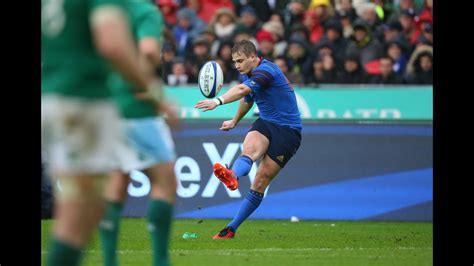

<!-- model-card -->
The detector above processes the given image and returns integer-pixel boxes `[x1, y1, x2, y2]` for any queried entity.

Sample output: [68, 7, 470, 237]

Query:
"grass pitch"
[41, 218, 432, 266]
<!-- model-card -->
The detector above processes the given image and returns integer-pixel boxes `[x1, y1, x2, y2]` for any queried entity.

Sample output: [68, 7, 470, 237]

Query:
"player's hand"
[135, 79, 164, 103]
[159, 101, 180, 131]
[194, 99, 218, 112]
[220, 120, 236, 131]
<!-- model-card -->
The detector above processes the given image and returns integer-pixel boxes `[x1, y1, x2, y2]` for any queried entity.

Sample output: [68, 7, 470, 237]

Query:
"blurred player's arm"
[139, 38, 161, 71]
[90, 6, 150, 92]
[138, 36, 180, 128]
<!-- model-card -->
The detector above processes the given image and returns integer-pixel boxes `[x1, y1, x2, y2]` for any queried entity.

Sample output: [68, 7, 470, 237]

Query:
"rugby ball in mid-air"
[198, 61, 224, 98]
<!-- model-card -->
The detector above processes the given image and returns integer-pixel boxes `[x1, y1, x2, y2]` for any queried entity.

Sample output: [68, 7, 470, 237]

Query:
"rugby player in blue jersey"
[194, 40, 302, 239]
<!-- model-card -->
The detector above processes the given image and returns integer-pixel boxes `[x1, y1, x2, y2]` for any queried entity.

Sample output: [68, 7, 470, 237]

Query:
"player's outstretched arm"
[194, 84, 252, 112]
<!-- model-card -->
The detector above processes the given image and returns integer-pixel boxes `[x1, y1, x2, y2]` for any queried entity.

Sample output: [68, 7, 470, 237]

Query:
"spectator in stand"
[187, 0, 235, 24]
[345, 19, 384, 66]
[186, 36, 212, 83]
[285, 36, 314, 84]
[404, 50, 432, 84]
[302, 10, 325, 45]
[385, 39, 409, 75]
[173, 8, 206, 57]
[282, 0, 307, 38]
[216, 39, 240, 83]
[335, 0, 358, 22]
[269, 11, 286, 24]
[236, 6, 262, 36]
[309, 57, 324, 84]
[160, 43, 177, 84]
[156, 0, 179, 28]
[167, 57, 189, 85]
[262, 20, 287, 56]
[412, 8, 432, 45]
[415, 22, 432, 47]
[211, 7, 239, 40]
[289, 23, 311, 44]
[233, 0, 290, 23]
[404, 45, 432, 82]
[387, 0, 418, 24]
[256, 30, 277, 61]
[161, 26, 178, 49]
[319, 54, 339, 83]
[319, 19, 348, 69]
[314, 40, 341, 70]
[274, 55, 305, 84]
[381, 21, 407, 44]
[335, 10, 355, 38]
[398, 8, 419, 47]
[369, 56, 404, 84]
[215, 58, 234, 84]
[199, 26, 220, 58]
[337, 53, 368, 84]
[308, 0, 335, 27]
[418, 0, 432, 25]
[358, 2, 388, 44]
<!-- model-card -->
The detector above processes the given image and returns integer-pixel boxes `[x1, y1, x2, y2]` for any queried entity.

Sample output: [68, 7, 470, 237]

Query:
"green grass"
[42, 218, 432, 266]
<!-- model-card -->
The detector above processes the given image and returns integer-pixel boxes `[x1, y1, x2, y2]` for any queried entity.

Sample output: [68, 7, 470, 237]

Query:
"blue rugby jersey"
[241, 59, 302, 130]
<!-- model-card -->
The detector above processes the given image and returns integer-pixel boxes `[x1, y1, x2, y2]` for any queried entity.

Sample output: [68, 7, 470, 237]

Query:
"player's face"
[232, 52, 256, 74]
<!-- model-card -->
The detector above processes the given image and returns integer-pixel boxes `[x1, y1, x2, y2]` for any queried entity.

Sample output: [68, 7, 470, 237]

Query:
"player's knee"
[242, 142, 263, 159]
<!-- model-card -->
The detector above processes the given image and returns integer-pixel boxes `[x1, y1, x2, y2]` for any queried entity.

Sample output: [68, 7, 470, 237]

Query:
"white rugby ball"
[198, 61, 224, 98]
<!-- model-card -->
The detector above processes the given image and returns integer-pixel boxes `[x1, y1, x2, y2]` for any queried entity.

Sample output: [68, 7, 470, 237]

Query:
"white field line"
[41, 246, 432, 255]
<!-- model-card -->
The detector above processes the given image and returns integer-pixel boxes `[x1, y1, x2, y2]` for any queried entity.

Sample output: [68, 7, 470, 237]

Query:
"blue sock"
[227, 189, 263, 231]
[231, 155, 253, 180]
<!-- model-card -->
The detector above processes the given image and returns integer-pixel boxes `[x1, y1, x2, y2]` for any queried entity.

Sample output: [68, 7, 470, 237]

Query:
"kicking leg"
[213, 130, 269, 190]
[213, 155, 281, 239]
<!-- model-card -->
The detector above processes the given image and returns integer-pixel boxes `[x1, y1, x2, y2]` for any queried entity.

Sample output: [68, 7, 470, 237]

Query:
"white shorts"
[116, 116, 176, 172]
[41, 95, 132, 175]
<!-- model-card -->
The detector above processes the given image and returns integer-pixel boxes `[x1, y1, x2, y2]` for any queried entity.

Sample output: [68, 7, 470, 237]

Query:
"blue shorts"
[117, 116, 176, 172]
[249, 118, 301, 168]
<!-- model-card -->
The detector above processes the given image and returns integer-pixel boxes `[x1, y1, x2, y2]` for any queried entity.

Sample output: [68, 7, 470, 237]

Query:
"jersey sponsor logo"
[250, 81, 256, 86]
[276, 155, 285, 162]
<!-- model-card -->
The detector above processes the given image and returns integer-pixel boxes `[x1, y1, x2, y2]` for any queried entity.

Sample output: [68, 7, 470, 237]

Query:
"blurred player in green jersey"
[41, 0, 162, 265]
[98, 1, 178, 266]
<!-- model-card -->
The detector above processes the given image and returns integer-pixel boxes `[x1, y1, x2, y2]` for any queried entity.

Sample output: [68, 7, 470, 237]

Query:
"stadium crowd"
[154, 0, 433, 86]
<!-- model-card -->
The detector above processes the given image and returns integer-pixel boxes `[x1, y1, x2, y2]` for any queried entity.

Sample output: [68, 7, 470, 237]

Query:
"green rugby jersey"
[109, 0, 165, 119]
[41, 0, 127, 99]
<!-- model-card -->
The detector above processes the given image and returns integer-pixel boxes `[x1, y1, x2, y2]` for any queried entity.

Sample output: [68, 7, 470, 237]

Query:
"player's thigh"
[145, 161, 176, 188]
[146, 162, 177, 202]
[103, 170, 130, 201]
[242, 130, 270, 161]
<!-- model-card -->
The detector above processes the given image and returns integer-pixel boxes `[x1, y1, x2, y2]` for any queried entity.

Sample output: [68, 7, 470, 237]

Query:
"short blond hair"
[231, 40, 257, 57]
